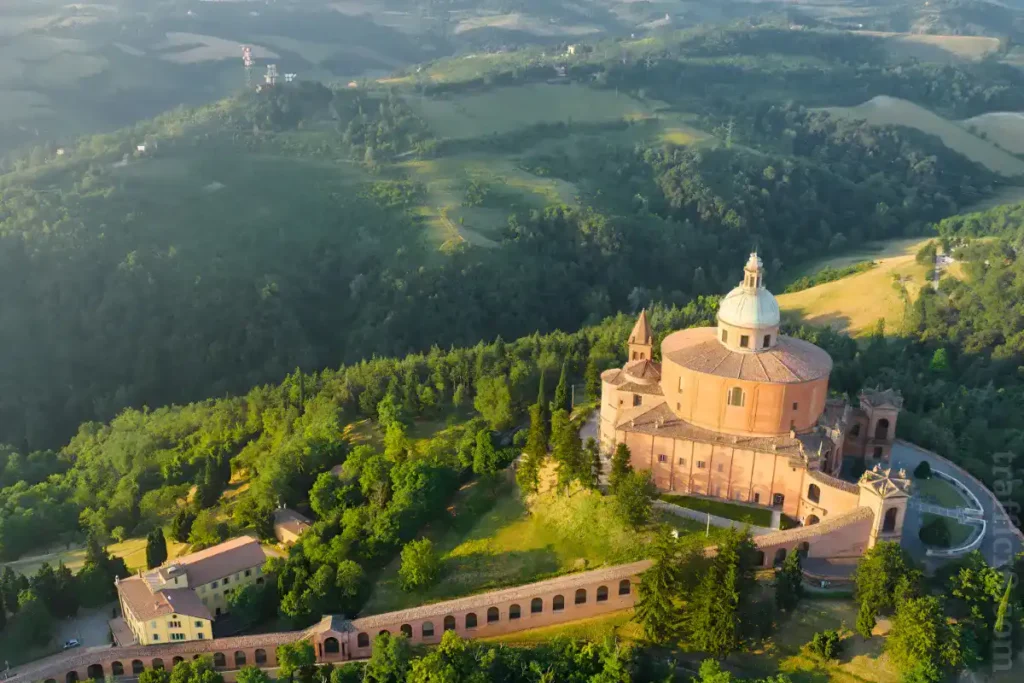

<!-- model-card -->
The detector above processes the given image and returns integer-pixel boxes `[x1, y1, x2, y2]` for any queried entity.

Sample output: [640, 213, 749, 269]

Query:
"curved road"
[890, 440, 1021, 568]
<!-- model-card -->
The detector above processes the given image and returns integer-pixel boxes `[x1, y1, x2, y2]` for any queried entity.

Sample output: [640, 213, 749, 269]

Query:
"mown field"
[823, 96, 1024, 177]
[777, 238, 931, 337]
[4, 535, 188, 577]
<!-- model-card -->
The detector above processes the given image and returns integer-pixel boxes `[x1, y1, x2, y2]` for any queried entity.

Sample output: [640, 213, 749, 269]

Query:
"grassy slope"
[660, 494, 773, 527]
[777, 238, 931, 337]
[5, 535, 188, 576]
[823, 97, 1024, 177]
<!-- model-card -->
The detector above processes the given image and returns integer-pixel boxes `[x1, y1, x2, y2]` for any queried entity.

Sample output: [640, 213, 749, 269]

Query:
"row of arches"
[354, 581, 633, 648]
[58, 649, 272, 682]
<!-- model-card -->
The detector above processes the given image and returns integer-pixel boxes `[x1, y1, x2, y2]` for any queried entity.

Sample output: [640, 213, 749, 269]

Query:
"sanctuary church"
[601, 254, 908, 540]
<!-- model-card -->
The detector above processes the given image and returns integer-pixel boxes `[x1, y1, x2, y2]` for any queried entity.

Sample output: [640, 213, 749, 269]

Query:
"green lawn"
[913, 476, 968, 508]
[660, 494, 773, 527]
[362, 476, 717, 615]
[920, 512, 977, 547]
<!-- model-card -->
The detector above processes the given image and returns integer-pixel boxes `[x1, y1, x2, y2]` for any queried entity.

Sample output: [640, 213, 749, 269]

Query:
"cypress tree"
[609, 443, 633, 493]
[171, 505, 197, 543]
[584, 356, 601, 402]
[586, 437, 602, 489]
[518, 403, 546, 494]
[146, 527, 168, 569]
[995, 575, 1012, 632]
[553, 361, 571, 413]
[536, 371, 549, 441]
[775, 547, 804, 611]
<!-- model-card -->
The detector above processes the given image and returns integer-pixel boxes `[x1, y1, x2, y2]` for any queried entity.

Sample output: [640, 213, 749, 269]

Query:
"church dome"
[717, 253, 780, 329]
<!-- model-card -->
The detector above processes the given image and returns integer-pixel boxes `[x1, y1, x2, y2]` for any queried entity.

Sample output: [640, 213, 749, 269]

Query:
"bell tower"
[628, 309, 653, 361]
[858, 465, 912, 548]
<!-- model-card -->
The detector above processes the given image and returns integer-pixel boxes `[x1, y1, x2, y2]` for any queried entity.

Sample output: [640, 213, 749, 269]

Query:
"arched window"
[772, 493, 785, 508]
[111, 662, 124, 677]
[212, 654, 225, 668]
[727, 387, 745, 407]
[234, 652, 246, 667]
[87, 665, 103, 679]
[619, 579, 631, 595]
[444, 615, 456, 631]
[66, 673, 78, 683]
[172, 657, 184, 666]
[575, 588, 587, 604]
[509, 604, 521, 620]
[596, 585, 609, 602]
[324, 638, 340, 654]
[850, 423, 861, 437]
[807, 484, 820, 504]
[805, 514, 820, 526]
[401, 624, 412, 637]
[875, 418, 890, 441]
[531, 597, 543, 613]
[487, 607, 499, 623]
[553, 595, 564, 611]
[378, 629, 390, 636]
[152, 659, 165, 671]
[773, 548, 786, 566]
[798, 541, 810, 557]
[255, 650, 267, 665]
[132, 661, 145, 675]
[465, 613, 478, 629]
[422, 621, 435, 637]
[883, 507, 898, 533]
[357, 633, 370, 648]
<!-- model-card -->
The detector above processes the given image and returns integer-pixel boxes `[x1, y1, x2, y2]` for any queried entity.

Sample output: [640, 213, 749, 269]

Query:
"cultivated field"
[405, 84, 658, 140]
[777, 238, 931, 337]
[823, 96, 1024, 177]
[960, 112, 1024, 155]
[856, 30, 1002, 62]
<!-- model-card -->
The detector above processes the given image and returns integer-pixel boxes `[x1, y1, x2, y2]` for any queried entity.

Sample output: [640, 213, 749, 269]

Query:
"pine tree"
[550, 409, 583, 494]
[774, 547, 804, 611]
[146, 527, 168, 570]
[517, 402, 546, 494]
[995, 575, 1012, 632]
[585, 437, 602, 489]
[0, 592, 6, 631]
[171, 505, 197, 543]
[472, 429, 498, 478]
[636, 529, 684, 644]
[584, 357, 601, 402]
[609, 443, 633, 493]
[553, 361, 571, 413]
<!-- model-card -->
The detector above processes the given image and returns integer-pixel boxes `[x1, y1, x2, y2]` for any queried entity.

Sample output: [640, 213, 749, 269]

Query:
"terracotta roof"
[860, 388, 904, 410]
[616, 402, 806, 455]
[274, 508, 312, 537]
[752, 506, 874, 547]
[351, 560, 652, 630]
[618, 381, 665, 396]
[628, 309, 653, 346]
[602, 368, 624, 385]
[171, 536, 267, 586]
[117, 575, 212, 622]
[662, 328, 832, 383]
[859, 465, 912, 498]
[808, 469, 861, 495]
[622, 359, 661, 384]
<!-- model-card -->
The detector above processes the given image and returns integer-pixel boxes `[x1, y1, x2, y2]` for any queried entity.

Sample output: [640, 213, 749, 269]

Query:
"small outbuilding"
[273, 507, 312, 545]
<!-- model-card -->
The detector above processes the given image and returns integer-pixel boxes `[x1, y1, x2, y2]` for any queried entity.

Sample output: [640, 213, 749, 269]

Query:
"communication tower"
[264, 64, 279, 87]
[242, 46, 254, 88]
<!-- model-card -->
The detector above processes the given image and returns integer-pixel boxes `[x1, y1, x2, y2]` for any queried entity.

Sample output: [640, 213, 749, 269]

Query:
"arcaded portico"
[601, 254, 908, 550]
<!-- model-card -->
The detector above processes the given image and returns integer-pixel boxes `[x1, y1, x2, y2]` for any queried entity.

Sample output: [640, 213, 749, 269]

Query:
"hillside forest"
[1, 24, 1021, 452]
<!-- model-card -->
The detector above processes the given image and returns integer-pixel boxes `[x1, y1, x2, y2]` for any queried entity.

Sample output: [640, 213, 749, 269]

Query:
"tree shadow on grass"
[436, 546, 562, 598]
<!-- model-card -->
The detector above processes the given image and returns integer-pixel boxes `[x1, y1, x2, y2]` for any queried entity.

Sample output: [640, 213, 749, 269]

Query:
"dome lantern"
[716, 253, 781, 353]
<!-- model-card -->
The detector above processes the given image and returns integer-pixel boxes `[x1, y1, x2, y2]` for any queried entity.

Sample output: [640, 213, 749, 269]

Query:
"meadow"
[960, 112, 1024, 155]
[856, 31, 1002, 63]
[361, 471, 719, 615]
[822, 97, 1024, 177]
[777, 238, 931, 337]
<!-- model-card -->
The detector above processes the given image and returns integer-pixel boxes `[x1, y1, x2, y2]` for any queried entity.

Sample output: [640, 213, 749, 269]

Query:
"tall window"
[727, 387, 745, 407]
[740, 335, 750, 348]
[632, 394, 642, 407]
[763, 334, 771, 348]
[721, 329, 728, 343]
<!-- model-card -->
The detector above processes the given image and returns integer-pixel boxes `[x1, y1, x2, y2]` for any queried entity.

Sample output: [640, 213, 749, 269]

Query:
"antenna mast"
[242, 46, 254, 88]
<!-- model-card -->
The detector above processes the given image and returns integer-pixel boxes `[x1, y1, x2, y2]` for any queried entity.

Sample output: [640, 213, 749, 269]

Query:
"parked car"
[62, 639, 80, 650]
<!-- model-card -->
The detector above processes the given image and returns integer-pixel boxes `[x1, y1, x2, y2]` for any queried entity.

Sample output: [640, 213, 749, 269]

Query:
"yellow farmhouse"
[117, 536, 269, 645]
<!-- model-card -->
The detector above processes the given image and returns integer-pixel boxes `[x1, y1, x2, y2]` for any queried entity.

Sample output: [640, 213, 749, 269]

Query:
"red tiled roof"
[662, 328, 832, 383]
[628, 309, 652, 346]
[117, 575, 211, 622]
[172, 536, 267, 586]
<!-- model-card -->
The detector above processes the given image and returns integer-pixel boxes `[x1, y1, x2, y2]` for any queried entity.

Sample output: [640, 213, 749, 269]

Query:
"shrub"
[808, 629, 843, 660]
[919, 516, 951, 548]
[913, 461, 932, 479]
